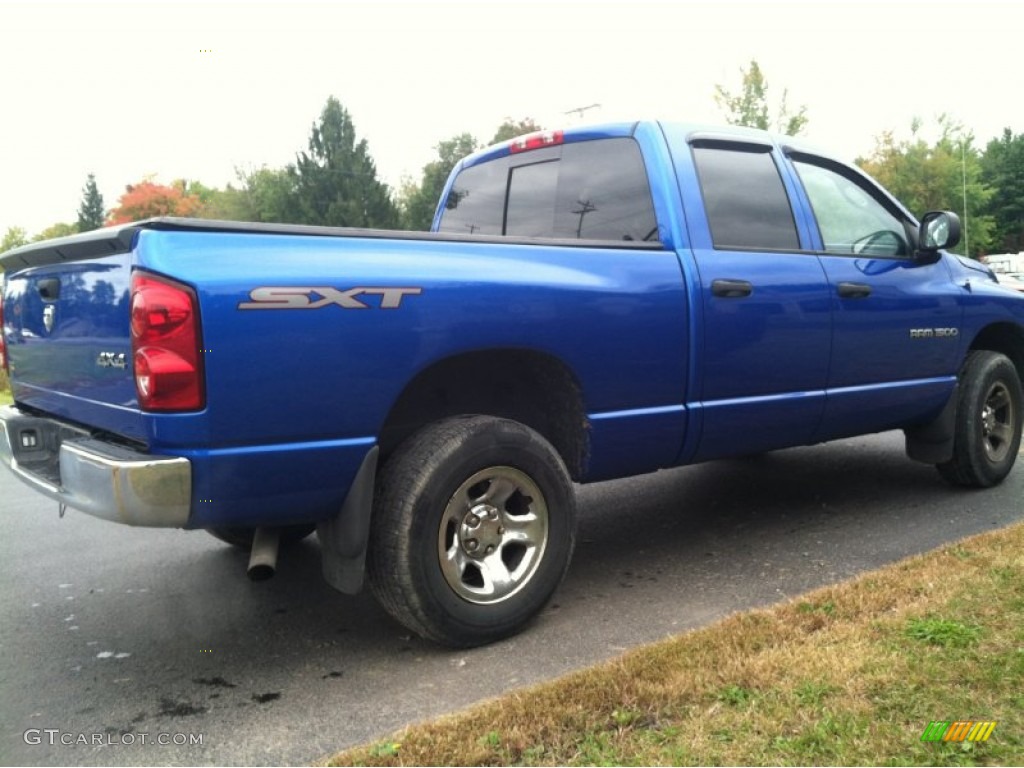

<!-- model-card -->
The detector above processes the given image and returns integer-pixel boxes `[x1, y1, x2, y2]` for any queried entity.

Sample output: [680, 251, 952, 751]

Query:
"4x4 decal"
[238, 286, 422, 310]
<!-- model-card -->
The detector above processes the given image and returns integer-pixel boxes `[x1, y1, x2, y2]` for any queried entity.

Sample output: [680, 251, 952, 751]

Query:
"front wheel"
[367, 416, 576, 647]
[937, 350, 1023, 487]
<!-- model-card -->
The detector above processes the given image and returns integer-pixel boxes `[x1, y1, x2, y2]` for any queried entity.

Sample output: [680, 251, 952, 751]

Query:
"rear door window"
[692, 145, 800, 251]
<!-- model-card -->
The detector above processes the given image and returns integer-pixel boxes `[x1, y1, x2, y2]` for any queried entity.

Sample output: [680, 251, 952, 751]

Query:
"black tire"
[206, 524, 316, 550]
[367, 416, 576, 648]
[937, 350, 1023, 488]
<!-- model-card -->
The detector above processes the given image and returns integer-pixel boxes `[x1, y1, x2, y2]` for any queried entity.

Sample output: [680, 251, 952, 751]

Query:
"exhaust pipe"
[247, 527, 280, 581]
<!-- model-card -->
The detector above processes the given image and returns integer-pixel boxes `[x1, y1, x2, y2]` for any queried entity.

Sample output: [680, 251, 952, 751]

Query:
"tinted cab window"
[439, 138, 658, 242]
[691, 144, 799, 251]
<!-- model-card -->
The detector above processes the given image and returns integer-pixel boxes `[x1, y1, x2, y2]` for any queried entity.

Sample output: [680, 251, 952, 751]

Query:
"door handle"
[837, 282, 871, 299]
[711, 279, 753, 298]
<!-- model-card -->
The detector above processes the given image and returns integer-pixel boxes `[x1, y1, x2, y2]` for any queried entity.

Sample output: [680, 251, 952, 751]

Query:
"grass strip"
[327, 521, 1023, 766]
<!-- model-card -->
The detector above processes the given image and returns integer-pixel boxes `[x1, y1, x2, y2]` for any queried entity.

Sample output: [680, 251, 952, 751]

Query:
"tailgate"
[2, 227, 145, 442]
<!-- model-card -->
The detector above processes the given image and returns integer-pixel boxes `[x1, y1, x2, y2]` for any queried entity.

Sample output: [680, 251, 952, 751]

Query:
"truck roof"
[456, 120, 846, 174]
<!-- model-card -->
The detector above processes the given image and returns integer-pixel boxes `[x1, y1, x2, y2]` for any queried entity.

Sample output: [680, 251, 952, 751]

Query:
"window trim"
[687, 132, 775, 153]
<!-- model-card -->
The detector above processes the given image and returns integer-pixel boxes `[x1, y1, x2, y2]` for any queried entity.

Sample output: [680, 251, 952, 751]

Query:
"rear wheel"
[206, 524, 316, 550]
[937, 350, 1023, 487]
[368, 416, 576, 647]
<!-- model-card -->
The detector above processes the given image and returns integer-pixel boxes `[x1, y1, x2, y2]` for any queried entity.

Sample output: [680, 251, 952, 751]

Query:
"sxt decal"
[238, 287, 422, 310]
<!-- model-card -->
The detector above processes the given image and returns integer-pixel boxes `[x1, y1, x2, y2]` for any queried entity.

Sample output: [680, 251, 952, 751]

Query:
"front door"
[787, 156, 962, 441]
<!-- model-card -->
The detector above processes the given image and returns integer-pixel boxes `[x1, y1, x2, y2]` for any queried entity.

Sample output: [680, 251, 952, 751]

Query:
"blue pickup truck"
[2, 121, 1022, 647]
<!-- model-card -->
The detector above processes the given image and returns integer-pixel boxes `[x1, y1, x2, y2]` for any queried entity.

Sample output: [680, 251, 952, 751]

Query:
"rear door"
[674, 135, 832, 461]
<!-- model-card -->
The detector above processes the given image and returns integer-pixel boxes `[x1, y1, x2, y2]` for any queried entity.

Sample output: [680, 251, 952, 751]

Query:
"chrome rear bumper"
[0, 405, 191, 527]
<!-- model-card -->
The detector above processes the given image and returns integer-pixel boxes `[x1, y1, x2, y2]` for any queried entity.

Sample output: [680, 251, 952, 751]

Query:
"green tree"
[1, 226, 29, 253]
[290, 97, 398, 228]
[401, 133, 478, 230]
[197, 184, 246, 221]
[714, 59, 808, 136]
[179, 179, 219, 210]
[858, 116, 995, 257]
[491, 118, 543, 145]
[980, 128, 1024, 253]
[240, 167, 300, 222]
[190, 168, 297, 223]
[76, 173, 105, 232]
[33, 222, 78, 241]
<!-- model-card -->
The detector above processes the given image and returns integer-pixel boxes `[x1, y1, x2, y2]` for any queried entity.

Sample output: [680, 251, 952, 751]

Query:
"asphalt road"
[1, 431, 1022, 766]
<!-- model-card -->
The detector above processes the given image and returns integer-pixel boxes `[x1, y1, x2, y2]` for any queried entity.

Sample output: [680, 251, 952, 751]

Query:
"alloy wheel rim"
[437, 466, 549, 604]
[980, 381, 1015, 463]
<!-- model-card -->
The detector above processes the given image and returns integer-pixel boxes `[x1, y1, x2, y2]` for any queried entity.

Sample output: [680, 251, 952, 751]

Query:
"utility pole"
[961, 139, 970, 258]
[572, 199, 597, 239]
[564, 104, 601, 122]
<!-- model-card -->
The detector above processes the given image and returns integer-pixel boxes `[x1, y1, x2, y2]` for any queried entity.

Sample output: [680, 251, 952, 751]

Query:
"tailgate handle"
[37, 278, 61, 301]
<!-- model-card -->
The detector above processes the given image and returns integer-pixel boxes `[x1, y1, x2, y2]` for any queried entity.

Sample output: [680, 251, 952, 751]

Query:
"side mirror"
[919, 211, 961, 252]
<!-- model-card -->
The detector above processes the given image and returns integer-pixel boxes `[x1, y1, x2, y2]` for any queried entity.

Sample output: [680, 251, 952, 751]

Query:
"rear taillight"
[509, 130, 565, 154]
[130, 272, 204, 411]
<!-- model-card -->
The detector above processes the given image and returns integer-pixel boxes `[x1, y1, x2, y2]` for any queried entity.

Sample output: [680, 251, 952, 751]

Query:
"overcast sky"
[1, 0, 1021, 236]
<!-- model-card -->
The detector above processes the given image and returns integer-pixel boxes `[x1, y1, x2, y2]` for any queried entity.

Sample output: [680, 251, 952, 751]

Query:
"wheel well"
[906, 324, 1024, 466]
[378, 350, 588, 480]
[970, 323, 1024, 380]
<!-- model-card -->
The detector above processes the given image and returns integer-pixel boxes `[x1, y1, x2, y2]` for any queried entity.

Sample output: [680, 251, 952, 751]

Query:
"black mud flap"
[904, 383, 958, 464]
[317, 446, 378, 594]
